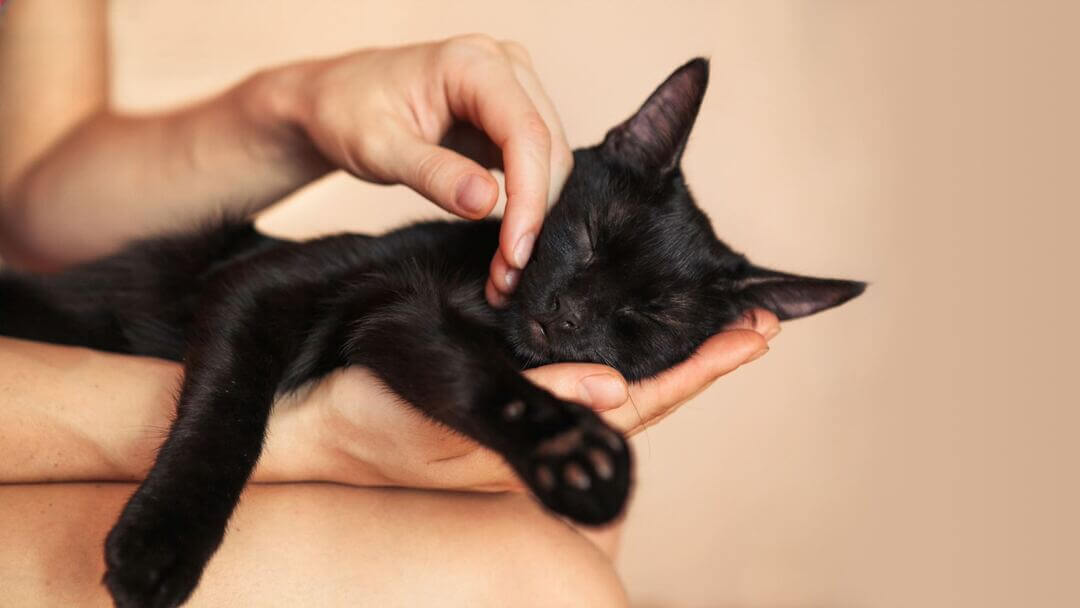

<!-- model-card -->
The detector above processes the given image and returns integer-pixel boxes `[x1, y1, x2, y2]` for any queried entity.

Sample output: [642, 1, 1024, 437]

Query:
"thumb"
[387, 137, 500, 219]
[523, 363, 629, 412]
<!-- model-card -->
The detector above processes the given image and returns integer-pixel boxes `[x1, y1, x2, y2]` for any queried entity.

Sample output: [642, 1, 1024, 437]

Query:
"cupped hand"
[270, 35, 571, 308]
[295, 309, 779, 492]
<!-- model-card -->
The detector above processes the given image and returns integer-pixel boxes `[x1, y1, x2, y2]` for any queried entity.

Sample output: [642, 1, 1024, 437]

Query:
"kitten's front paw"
[104, 509, 213, 608]
[509, 397, 632, 525]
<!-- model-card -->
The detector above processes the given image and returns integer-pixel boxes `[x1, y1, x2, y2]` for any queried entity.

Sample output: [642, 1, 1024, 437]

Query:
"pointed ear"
[736, 266, 867, 321]
[601, 57, 709, 176]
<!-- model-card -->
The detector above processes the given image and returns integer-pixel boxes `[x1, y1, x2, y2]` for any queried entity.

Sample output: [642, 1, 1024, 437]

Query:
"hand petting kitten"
[252, 35, 570, 307]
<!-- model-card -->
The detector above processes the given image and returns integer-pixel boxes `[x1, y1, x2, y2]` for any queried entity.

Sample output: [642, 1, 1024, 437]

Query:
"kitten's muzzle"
[536, 293, 586, 337]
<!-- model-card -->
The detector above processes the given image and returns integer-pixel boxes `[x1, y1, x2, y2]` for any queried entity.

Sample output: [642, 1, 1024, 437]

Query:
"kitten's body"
[0, 60, 864, 608]
[0, 218, 499, 373]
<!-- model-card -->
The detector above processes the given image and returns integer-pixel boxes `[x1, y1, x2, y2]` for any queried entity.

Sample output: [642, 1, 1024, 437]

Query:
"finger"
[486, 250, 518, 306]
[725, 308, 781, 341]
[448, 59, 550, 269]
[604, 329, 768, 435]
[724, 311, 756, 331]
[495, 116, 549, 270]
[633, 329, 768, 410]
[752, 308, 782, 340]
[384, 135, 499, 219]
[485, 277, 508, 309]
[501, 42, 574, 206]
[523, 363, 629, 412]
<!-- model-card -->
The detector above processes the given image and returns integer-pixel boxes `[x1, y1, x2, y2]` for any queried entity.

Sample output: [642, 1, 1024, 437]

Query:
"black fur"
[0, 58, 864, 608]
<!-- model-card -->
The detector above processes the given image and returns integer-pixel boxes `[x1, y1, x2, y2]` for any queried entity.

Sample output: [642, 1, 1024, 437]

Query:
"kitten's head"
[506, 59, 865, 380]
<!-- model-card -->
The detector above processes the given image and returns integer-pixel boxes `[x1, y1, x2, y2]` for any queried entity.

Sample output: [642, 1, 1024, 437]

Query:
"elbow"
[0, 110, 116, 272]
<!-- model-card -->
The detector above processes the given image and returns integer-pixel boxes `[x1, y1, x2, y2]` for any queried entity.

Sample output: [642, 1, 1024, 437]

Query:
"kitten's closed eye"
[616, 306, 659, 323]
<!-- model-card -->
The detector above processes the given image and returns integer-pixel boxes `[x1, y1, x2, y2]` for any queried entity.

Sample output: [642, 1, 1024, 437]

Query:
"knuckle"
[520, 112, 552, 151]
[552, 141, 574, 174]
[355, 135, 384, 165]
[438, 35, 507, 76]
[500, 40, 533, 66]
[348, 136, 388, 179]
[445, 33, 500, 57]
[414, 150, 451, 193]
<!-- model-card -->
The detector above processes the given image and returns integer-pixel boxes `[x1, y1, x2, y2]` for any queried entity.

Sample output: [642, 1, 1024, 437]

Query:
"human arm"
[0, 0, 564, 305]
[0, 310, 777, 487]
[0, 0, 319, 270]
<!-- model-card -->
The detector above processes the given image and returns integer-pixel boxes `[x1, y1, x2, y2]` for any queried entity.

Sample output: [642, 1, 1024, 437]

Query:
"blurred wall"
[108, 1, 1079, 606]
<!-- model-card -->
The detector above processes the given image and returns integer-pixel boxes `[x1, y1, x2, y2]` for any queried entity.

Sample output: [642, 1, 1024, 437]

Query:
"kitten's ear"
[736, 265, 867, 321]
[601, 57, 709, 176]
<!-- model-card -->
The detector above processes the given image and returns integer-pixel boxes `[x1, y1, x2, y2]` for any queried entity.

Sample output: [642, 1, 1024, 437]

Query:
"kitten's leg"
[103, 321, 281, 608]
[350, 297, 632, 526]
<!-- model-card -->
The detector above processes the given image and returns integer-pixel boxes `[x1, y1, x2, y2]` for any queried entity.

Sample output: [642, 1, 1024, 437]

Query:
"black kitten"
[0, 59, 863, 608]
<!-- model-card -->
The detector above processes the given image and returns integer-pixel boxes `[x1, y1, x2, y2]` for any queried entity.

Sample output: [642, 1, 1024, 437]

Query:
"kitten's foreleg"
[102, 319, 281, 608]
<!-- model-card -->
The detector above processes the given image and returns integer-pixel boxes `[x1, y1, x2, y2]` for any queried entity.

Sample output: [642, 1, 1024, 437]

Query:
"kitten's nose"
[545, 293, 585, 334]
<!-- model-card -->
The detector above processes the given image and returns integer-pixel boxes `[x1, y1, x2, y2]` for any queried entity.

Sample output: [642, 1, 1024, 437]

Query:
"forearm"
[0, 70, 328, 271]
[0, 337, 179, 481]
[0, 337, 324, 484]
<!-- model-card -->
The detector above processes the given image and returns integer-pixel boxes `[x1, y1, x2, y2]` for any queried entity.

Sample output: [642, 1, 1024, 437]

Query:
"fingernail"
[456, 174, 493, 216]
[764, 325, 781, 341]
[512, 232, 535, 268]
[577, 374, 626, 407]
[745, 346, 770, 363]
[504, 269, 519, 290]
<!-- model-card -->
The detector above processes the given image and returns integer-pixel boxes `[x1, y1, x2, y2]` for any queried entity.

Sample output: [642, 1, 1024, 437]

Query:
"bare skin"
[0, 1, 783, 603]
[0, 484, 627, 607]
[0, 314, 777, 605]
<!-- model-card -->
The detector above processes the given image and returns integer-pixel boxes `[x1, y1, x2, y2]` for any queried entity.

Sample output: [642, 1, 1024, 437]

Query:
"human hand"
[293, 309, 779, 492]
[261, 36, 571, 308]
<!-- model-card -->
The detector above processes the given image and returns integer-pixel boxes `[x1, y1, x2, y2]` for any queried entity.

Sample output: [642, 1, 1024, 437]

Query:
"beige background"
[103, 1, 1078, 606]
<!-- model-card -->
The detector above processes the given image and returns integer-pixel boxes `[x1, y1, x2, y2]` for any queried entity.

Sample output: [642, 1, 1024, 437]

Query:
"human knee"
[480, 501, 628, 607]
